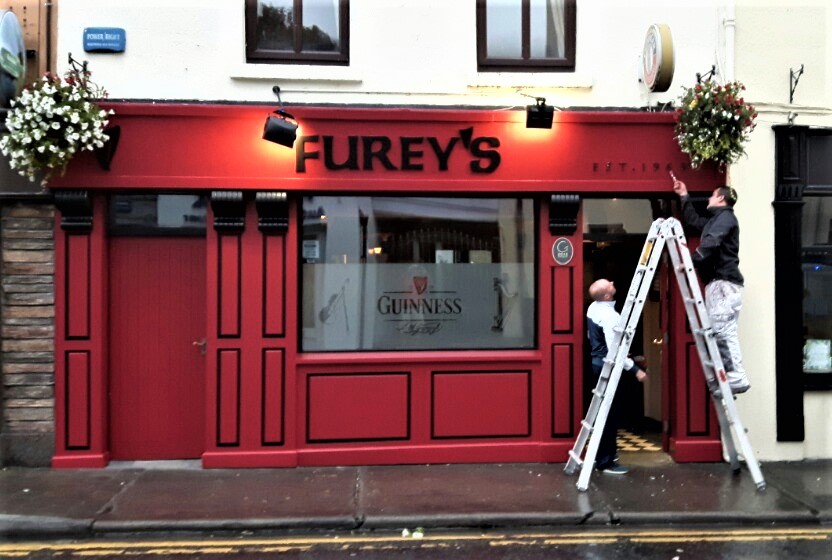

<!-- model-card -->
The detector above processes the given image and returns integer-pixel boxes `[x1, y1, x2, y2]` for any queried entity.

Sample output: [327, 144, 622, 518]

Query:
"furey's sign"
[296, 127, 501, 174]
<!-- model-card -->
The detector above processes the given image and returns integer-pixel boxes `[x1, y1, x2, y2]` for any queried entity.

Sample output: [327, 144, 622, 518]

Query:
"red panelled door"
[664, 238, 722, 462]
[109, 237, 206, 460]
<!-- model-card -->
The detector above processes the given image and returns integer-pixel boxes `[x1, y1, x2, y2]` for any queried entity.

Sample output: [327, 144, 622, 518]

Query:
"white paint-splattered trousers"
[705, 280, 749, 387]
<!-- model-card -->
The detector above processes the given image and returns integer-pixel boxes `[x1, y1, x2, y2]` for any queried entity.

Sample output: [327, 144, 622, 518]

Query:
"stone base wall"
[0, 202, 54, 466]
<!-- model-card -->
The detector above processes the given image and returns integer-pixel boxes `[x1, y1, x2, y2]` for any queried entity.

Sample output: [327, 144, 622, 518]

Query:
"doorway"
[108, 195, 207, 460]
[582, 197, 670, 464]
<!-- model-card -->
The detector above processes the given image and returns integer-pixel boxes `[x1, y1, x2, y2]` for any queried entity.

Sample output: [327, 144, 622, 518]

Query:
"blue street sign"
[83, 27, 126, 53]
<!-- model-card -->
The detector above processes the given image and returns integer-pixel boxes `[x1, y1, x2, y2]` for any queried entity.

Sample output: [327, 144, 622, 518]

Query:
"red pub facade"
[50, 103, 724, 468]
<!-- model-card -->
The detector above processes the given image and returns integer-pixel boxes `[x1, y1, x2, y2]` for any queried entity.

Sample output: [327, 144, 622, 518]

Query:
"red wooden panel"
[432, 371, 530, 438]
[65, 351, 90, 449]
[551, 266, 573, 333]
[218, 235, 241, 337]
[52, 105, 723, 193]
[108, 237, 206, 459]
[686, 343, 709, 435]
[263, 236, 285, 337]
[218, 349, 241, 445]
[65, 234, 90, 339]
[551, 344, 573, 436]
[262, 349, 284, 444]
[307, 374, 409, 442]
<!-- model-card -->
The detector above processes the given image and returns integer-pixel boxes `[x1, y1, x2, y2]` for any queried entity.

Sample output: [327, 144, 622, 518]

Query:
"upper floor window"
[245, 0, 349, 65]
[476, 0, 576, 72]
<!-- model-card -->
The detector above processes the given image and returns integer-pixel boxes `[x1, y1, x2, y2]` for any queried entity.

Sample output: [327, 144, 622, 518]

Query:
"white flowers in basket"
[0, 63, 113, 186]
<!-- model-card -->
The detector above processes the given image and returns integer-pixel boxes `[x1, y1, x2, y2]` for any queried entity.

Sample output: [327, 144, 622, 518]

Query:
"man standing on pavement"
[586, 279, 647, 475]
[671, 174, 751, 394]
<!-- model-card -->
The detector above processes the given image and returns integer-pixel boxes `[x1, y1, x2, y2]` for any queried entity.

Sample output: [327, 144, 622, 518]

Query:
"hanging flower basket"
[674, 80, 757, 169]
[0, 59, 113, 186]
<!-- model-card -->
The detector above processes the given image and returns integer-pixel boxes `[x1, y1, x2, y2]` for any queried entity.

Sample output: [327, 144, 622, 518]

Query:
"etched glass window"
[301, 196, 536, 351]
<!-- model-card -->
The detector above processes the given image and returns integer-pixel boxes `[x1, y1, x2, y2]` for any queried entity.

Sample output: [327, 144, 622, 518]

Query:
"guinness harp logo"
[413, 276, 428, 295]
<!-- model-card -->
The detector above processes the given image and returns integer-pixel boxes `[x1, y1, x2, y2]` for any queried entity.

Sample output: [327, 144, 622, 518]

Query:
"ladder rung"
[580, 420, 594, 432]
[568, 450, 583, 465]
[592, 388, 606, 397]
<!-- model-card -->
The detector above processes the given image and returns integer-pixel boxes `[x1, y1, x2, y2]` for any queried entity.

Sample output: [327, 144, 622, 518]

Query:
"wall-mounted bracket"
[696, 65, 716, 84]
[790, 64, 804, 104]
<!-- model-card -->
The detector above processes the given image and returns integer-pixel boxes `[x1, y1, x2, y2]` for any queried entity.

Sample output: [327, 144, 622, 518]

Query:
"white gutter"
[721, 2, 736, 82]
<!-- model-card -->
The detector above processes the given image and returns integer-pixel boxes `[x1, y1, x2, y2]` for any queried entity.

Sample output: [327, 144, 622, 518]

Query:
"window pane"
[530, 0, 565, 58]
[802, 196, 832, 246]
[303, 0, 340, 52]
[256, 0, 295, 51]
[302, 197, 536, 352]
[802, 196, 832, 376]
[486, 0, 522, 58]
[109, 194, 207, 236]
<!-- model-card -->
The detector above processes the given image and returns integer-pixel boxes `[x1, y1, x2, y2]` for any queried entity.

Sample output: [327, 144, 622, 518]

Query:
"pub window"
[245, 0, 349, 65]
[802, 194, 832, 389]
[301, 196, 536, 352]
[476, 0, 576, 72]
[108, 194, 207, 236]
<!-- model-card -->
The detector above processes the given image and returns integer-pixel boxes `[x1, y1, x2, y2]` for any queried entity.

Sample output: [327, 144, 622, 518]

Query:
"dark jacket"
[586, 301, 638, 375]
[681, 196, 744, 286]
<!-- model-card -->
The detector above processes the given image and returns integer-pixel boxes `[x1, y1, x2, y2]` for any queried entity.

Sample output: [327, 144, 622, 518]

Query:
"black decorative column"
[53, 190, 93, 232]
[772, 125, 806, 442]
[549, 194, 580, 235]
[210, 191, 246, 233]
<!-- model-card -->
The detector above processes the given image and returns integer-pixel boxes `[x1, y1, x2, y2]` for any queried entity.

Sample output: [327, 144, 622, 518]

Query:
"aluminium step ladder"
[564, 218, 765, 492]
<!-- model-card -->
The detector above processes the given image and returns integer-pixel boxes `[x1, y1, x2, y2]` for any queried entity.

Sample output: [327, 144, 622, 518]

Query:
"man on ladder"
[565, 192, 766, 491]
[672, 173, 751, 395]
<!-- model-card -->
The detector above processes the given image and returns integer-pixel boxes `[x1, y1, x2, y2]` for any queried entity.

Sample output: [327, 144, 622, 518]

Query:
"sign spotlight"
[263, 85, 298, 148]
[526, 97, 554, 129]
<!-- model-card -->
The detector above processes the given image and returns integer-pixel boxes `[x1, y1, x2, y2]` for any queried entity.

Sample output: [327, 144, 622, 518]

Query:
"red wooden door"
[665, 238, 722, 462]
[109, 237, 206, 460]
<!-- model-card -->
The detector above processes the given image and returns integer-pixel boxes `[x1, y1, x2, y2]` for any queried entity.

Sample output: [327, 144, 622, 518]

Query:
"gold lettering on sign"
[591, 162, 690, 173]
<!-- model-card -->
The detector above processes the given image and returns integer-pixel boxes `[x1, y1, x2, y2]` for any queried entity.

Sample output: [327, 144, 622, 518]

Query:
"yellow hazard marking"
[1, 527, 830, 556]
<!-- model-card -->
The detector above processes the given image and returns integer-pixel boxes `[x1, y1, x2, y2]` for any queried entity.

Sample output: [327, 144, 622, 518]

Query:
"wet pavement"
[1, 457, 830, 538]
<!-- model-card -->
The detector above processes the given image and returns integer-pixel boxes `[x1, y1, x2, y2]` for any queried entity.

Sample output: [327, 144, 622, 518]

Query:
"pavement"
[1, 454, 830, 539]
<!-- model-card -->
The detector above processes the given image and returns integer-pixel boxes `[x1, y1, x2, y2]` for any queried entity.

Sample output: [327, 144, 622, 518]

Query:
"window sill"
[229, 63, 363, 84]
[468, 72, 593, 90]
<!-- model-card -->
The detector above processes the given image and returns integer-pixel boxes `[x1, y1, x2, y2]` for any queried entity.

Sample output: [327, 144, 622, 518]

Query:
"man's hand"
[671, 172, 688, 197]
[636, 369, 647, 383]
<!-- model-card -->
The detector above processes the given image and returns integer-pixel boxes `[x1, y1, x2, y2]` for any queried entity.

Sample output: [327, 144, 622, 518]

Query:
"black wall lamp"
[263, 85, 298, 148]
[526, 97, 554, 129]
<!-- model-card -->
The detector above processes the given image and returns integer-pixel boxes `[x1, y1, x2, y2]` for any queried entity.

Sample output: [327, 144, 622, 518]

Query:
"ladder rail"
[663, 219, 765, 490]
[566, 218, 766, 492]
[565, 219, 668, 490]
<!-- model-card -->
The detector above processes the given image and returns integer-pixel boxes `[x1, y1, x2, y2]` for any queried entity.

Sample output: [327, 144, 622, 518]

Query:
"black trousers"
[591, 361, 622, 469]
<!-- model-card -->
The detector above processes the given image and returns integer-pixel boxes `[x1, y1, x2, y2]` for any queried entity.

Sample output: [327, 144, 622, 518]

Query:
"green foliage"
[674, 80, 757, 169]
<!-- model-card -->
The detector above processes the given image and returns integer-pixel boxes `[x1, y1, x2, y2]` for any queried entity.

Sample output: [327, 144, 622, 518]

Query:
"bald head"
[589, 279, 615, 302]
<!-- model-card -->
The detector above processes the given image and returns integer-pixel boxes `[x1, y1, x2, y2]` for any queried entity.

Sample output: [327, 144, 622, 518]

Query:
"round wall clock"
[642, 24, 674, 93]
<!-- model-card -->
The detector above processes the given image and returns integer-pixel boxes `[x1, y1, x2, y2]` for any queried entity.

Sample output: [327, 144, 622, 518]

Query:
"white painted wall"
[52, 1, 832, 460]
[732, 0, 832, 461]
[56, 0, 724, 108]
